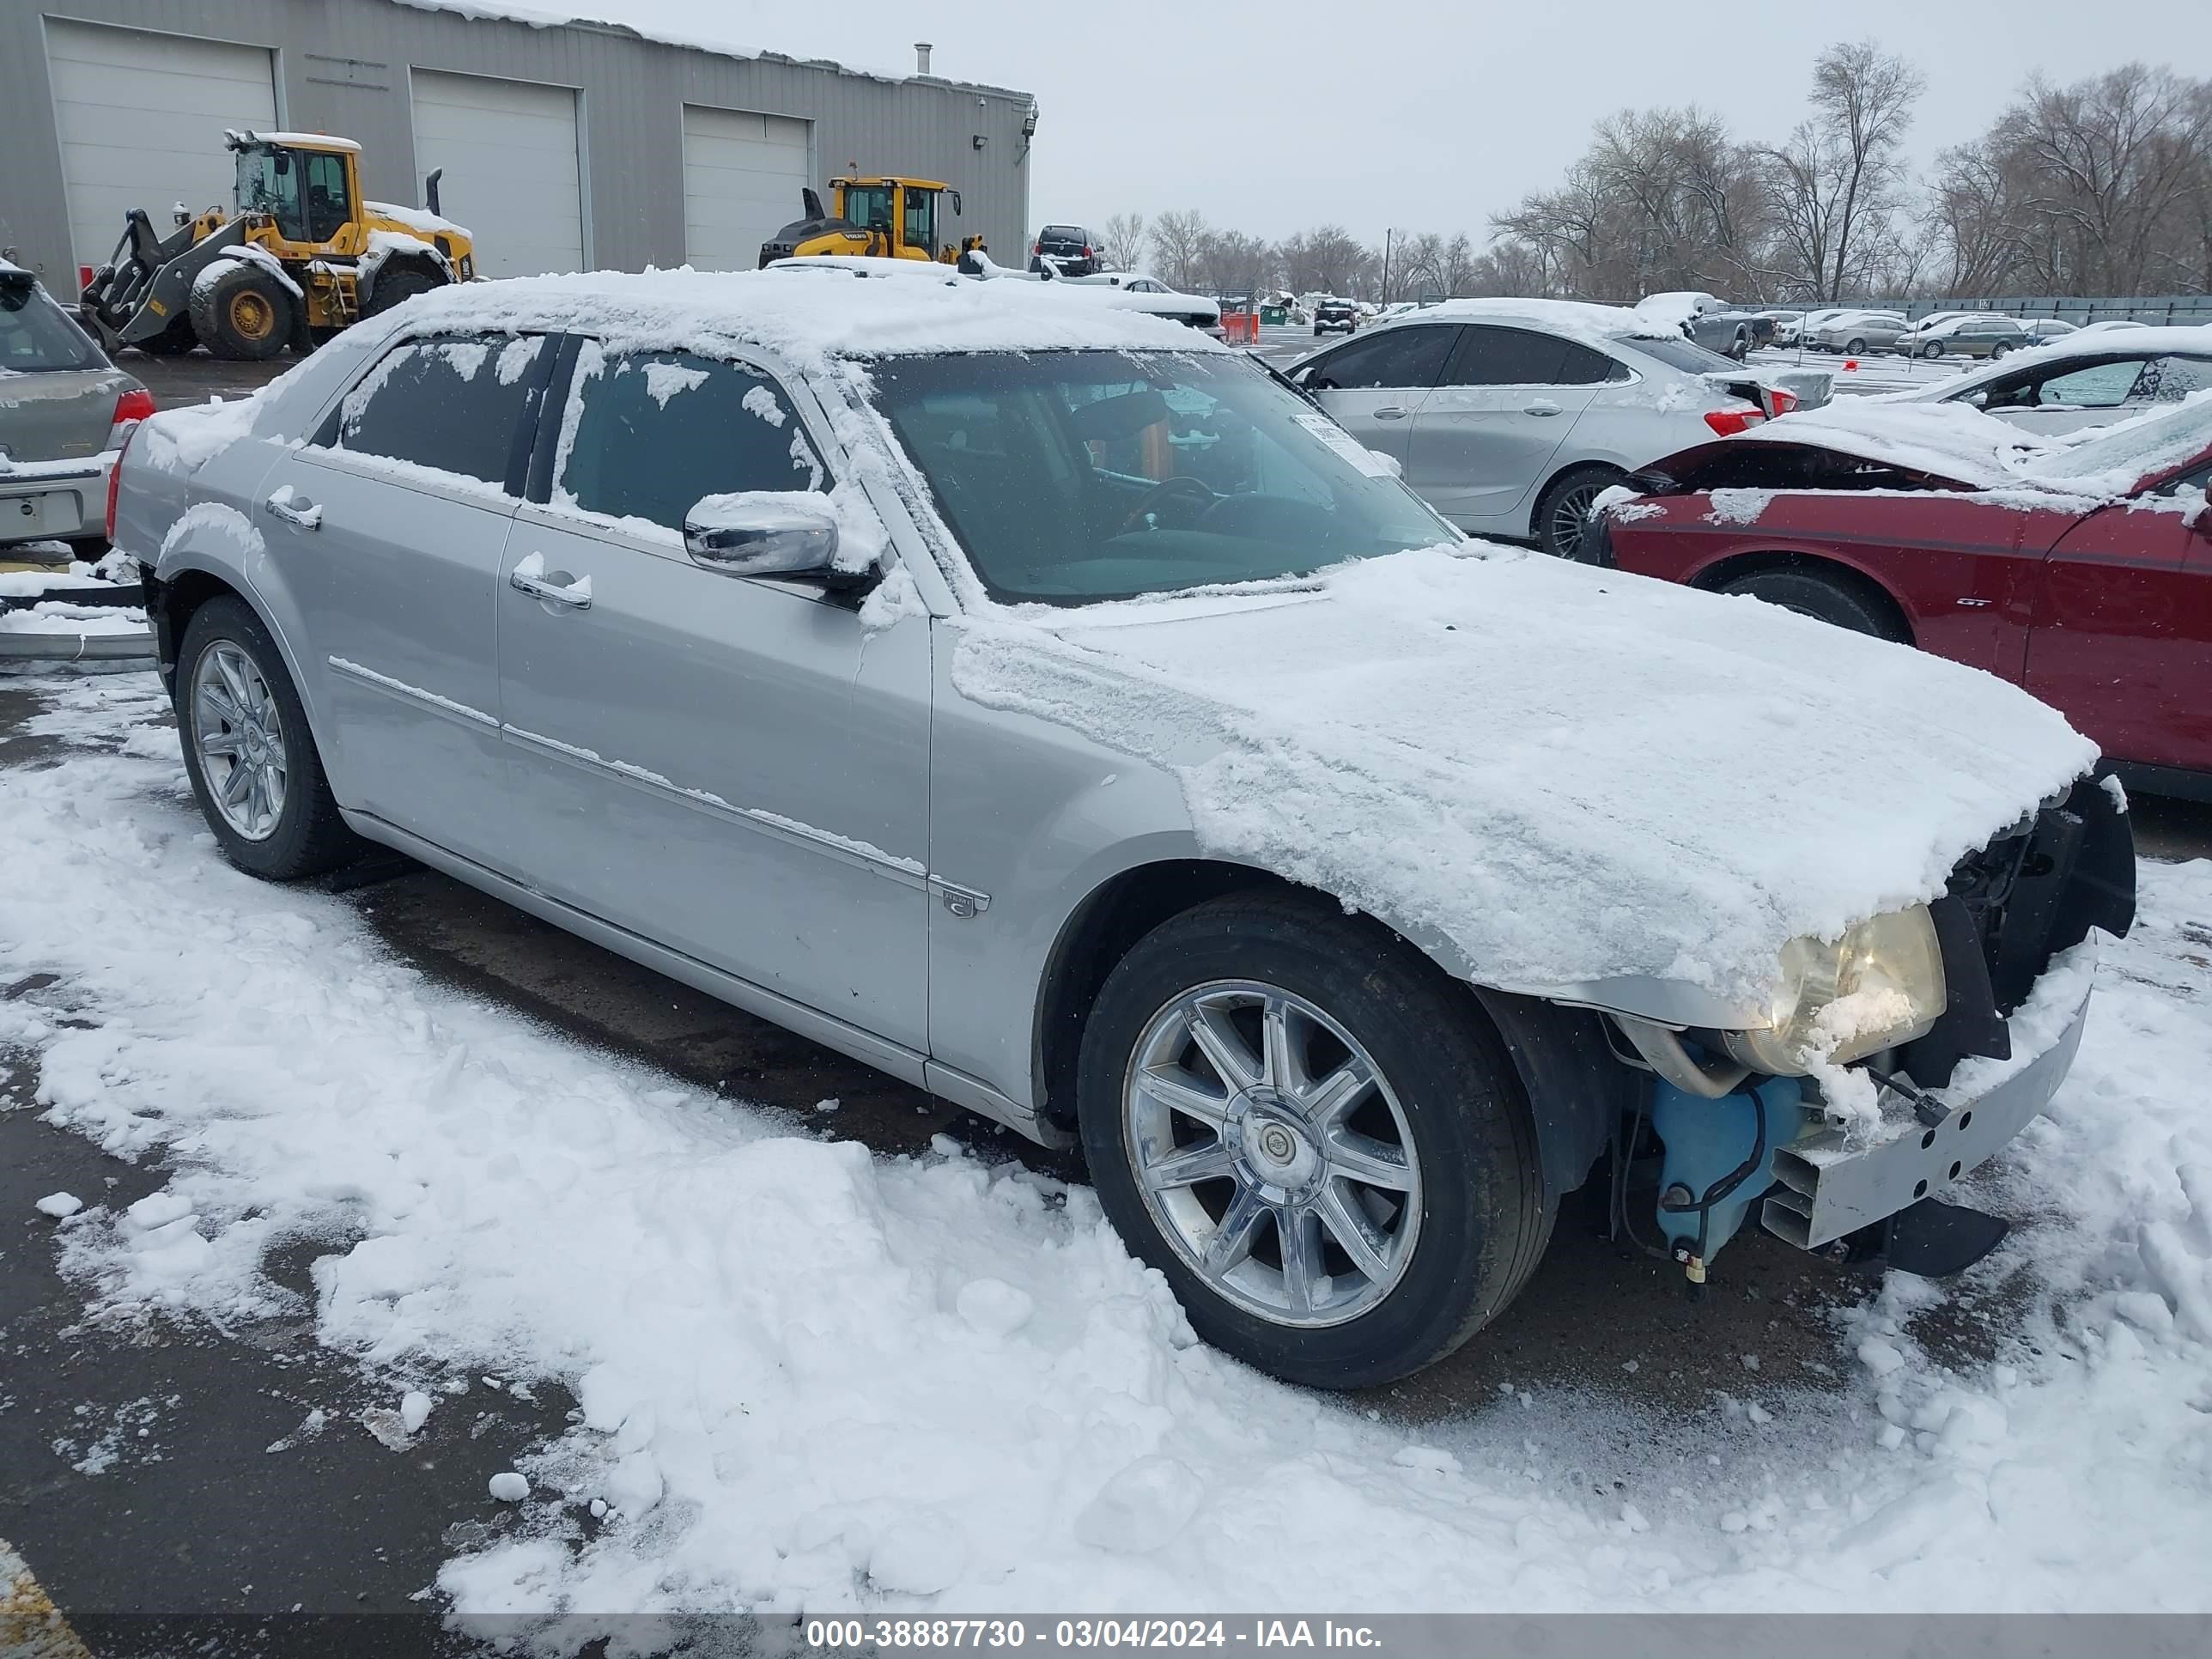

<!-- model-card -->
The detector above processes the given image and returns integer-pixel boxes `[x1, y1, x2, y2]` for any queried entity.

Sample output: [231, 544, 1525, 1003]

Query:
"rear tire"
[1844, 337, 1869, 356]
[1722, 567, 1901, 640]
[190, 264, 291, 362]
[1534, 463, 1626, 561]
[1990, 341, 2012, 360]
[175, 597, 365, 880]
[1077, 892, 1552, 1389]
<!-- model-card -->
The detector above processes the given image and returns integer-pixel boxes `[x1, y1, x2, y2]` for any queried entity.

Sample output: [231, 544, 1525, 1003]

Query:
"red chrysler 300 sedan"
[1594, 396, 2212, 799]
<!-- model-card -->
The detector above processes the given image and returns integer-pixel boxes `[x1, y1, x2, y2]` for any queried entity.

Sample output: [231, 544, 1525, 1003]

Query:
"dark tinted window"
[556, 349, 827, 532]
[1555, 339, 1627, 385]
[1304, 325, 1455, 391]
[1443, 325, 1572, 386]
[329, 334, 544, 489]
[1625, 334, 1742, 375]
[0, 278, 102, 371]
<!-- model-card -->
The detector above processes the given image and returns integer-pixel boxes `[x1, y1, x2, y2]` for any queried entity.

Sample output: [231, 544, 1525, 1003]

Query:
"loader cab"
[830, 177, 960, 261]
[229, 134, 362, 254]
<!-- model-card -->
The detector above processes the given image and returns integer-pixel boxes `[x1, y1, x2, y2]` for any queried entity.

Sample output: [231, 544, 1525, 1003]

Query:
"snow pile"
[2, 676, 2209, 1618]
[953, 545, 2091, 1007]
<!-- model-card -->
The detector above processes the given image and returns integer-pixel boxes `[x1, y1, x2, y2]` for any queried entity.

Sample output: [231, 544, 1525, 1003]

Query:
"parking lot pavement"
[123, 349, 295, 410]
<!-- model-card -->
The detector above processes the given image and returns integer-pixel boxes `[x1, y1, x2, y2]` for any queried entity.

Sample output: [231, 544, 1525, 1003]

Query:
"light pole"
[1380, 228, 1395, 305]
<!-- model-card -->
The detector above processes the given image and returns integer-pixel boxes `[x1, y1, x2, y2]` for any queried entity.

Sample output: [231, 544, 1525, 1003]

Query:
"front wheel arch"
[1695, 551, 1915, 643]
[1033, 859, 1621, 1205]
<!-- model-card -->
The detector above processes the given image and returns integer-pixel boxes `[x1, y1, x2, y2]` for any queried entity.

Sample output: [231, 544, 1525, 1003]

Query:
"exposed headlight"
[1723, 906, 1947, 1076]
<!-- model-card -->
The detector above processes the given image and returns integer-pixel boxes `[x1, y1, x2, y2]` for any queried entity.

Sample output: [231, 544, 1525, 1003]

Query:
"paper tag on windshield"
[1291, 410, 1396, 477]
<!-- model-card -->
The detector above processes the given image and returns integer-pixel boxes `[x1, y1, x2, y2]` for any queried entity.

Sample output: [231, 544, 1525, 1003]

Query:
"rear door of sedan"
[1405, 325, 1607, 532]
[494, 338, 933, 1057]
[247, 331, 556, 869]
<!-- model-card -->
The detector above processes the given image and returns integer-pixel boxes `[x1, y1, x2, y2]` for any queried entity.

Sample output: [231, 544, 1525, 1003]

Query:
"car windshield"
[866, 349, 1455, 603]
[2021, 396, 2212, 489]
[1617, 334, 1740, 375]
[0, 277, 102, 371]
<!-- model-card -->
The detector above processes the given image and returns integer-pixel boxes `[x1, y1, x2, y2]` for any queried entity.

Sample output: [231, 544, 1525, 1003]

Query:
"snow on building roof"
[398, 265, 1229, 368]
[390, 0, 1032, 96]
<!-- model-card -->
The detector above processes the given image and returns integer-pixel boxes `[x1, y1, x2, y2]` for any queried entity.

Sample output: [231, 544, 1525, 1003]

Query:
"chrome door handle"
[509, 554, 593, 611]
[1523, 400, 1563, 416]
[1372, 406, 1409, 420]
[265, 494, 322, 530]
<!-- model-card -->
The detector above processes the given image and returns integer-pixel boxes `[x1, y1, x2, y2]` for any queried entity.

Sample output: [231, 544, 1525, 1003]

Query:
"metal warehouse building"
[0, 0, 1036, 288]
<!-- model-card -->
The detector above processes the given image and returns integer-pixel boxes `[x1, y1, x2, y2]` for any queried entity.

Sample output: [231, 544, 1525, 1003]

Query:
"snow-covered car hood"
[952, 544, 2095, 1021]
[1729, 399, 2051, 488]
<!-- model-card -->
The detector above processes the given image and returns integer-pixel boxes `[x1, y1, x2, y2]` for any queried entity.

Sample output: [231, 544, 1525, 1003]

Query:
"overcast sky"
[590, 0, 2186, 241]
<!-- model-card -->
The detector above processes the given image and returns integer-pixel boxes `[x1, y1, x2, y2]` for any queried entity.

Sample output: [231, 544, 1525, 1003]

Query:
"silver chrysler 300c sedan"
[114, 266, 2133, 1389]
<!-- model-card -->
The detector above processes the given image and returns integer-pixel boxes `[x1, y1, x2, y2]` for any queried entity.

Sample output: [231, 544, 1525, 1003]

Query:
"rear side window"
[1304, 325, 1455, 392]
[0, 279, 102, 371]
[325, 333, 545, 489]
[553, 348, 828, 532]
[1444, 325, 1574, 386]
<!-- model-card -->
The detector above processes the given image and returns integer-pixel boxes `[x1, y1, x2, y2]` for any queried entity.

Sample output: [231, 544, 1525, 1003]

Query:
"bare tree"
[1194, 228, 1275, 297]
[1147, 210, 1211, 291]
[1100, 211, 1148, 272]
[1759, 41, 1925, 300]
[1995, 66, 2212, 294]
[1279, 225, 1370, 296]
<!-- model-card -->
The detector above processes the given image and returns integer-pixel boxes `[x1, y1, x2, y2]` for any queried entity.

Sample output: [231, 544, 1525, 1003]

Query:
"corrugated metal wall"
[0, 0, 1034, 284]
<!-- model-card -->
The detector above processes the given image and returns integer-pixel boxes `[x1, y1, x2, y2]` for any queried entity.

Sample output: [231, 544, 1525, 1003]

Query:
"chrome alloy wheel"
[1122, 980, 1422, 1328]
[191, 641, 288, 841]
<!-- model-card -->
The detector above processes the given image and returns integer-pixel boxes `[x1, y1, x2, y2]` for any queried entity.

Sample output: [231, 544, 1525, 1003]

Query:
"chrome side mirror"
[683, 494, 840, 578]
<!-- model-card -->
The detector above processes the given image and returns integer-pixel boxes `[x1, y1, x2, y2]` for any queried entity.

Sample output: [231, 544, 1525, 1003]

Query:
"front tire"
[1844, 336, 1869, 356]
[1722, 567, 1901, 639]
[176, 597, 364, 879]
[1077, 893, 1551, 1389]
[190, 264, 291, 362]
[1533, 463, 1626, 561]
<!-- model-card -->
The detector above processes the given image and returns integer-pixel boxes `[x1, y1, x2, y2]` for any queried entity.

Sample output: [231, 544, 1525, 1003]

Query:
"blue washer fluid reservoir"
[1650, 1073, 1809, 1278]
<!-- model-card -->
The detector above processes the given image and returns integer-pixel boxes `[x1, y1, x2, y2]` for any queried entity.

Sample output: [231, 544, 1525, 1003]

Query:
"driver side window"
[553, 348, 829, 533]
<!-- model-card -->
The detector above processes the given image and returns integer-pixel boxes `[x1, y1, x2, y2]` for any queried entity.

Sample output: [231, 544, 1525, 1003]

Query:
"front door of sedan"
[495, 342, 933, 1054]
[1299, 324, 1457, 471]
[2024, 466, 2212, 774]
[248, 331, 555, 871]
[1405, 325, 1603, 532]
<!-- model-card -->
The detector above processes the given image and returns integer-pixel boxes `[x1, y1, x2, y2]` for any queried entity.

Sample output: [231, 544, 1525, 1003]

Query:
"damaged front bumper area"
[1760, 947, 2094, 1253]
[1637, 775, 2134, 1279]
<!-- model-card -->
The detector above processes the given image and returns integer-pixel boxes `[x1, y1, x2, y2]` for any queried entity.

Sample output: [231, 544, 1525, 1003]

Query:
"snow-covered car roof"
[1881, 324, 2212, 405]
[1358, 296, 1684, 344]
[380, 265, 1230, 368]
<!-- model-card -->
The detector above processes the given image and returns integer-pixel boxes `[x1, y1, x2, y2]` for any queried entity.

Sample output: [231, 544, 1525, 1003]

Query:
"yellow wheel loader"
[757, 176, 987, 268]
[79, 130, 478, 362]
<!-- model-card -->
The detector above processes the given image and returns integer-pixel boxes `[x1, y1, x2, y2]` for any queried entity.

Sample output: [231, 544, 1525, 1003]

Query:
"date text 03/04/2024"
[805, 1620, 1382, 1650]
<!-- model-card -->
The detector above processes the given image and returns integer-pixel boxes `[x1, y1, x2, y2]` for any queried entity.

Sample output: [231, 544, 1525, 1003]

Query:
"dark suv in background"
[1030, 224, 1102, 276]
[1313, 298, 1359, 336]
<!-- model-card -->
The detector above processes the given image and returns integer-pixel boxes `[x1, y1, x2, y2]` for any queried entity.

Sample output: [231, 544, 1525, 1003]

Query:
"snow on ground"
[3, 672, 2211, 1631]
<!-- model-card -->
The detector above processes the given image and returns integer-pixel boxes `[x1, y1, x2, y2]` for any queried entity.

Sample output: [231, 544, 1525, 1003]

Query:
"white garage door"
[44, 18, 277, 273]
[682, 106, 811, 271]
[410, 69, 583, 277]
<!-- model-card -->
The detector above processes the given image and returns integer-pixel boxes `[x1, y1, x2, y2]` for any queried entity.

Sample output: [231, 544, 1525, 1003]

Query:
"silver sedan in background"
[1286, 298, 1830, 557]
